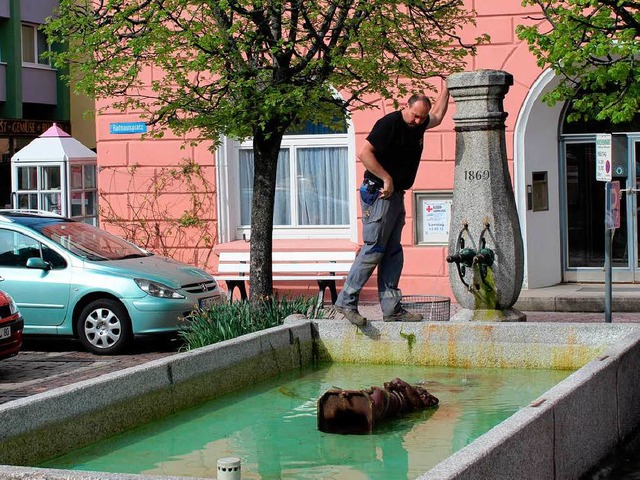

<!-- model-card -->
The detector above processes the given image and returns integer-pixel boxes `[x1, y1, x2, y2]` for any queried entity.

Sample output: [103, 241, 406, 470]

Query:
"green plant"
[518, 0, 640, 124]
[178, 296, 324, 350]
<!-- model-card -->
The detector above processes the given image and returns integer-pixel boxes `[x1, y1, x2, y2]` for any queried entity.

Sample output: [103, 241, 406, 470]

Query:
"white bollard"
[217, 457, 241, 480]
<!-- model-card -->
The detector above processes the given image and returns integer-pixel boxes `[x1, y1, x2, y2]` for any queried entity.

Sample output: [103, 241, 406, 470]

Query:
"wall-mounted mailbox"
[532, 171, 548, 212]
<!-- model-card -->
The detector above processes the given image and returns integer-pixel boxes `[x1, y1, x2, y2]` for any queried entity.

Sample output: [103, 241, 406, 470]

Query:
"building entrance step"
[516, 283, 640, 312]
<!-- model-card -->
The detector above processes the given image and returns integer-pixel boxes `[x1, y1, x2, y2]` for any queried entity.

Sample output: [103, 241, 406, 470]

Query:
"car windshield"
[38, 221, 149, 261]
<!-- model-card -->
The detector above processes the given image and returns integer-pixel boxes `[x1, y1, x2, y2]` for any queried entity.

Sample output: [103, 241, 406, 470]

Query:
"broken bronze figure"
[317, 377, 439, 434]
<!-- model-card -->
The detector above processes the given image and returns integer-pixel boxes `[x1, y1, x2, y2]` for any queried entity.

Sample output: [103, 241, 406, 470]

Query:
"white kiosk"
[11, 124, 98, 225]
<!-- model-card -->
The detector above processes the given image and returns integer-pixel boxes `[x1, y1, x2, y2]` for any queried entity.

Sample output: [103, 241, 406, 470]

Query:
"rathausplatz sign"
[109, 122, 147, 135]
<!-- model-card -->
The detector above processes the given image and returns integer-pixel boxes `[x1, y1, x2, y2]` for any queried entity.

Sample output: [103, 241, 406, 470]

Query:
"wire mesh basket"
[401, 295, 450, 321]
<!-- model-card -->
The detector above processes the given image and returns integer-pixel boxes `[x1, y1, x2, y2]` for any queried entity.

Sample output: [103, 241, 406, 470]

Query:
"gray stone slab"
[420, 400, 555, 480]
[450, 307, 526, 322]
[607, 330, 640, 441]
[313, 320, 640, 369]
[514, 296, 557, 311]
[168, 322, 313, 384]
[166, 323, 315, 408]
[556, 296, 605, 312]
[545, 353, 619, 479]
[516, 293, 640, 312]
[0, 361, 173, 439]
[416, 329, 640, 479]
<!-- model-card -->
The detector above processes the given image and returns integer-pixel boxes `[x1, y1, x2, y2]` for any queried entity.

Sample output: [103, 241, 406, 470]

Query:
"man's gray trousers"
[336, 190, 405, 316]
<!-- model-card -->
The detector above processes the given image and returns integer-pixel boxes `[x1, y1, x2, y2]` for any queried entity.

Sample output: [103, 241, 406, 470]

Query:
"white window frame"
[69, 163, 99, 226]
[216, 121, 358, 242]
[13, 163, 66, 215]
[21, 23, 51, 67]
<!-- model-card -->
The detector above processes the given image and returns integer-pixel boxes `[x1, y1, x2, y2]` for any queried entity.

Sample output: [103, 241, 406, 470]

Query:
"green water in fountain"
[41, 362, 572, 479]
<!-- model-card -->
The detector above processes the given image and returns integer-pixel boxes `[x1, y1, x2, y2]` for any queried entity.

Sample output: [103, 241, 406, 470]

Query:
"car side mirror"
[26, 257, 52, 270]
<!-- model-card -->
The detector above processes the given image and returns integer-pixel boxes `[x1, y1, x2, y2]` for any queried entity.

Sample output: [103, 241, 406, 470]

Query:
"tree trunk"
[249, 128, 283, 301]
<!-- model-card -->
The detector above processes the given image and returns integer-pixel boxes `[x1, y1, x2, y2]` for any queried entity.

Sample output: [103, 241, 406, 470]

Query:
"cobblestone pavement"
[2, 307, 640, 406]
[0, 336, 180, 405]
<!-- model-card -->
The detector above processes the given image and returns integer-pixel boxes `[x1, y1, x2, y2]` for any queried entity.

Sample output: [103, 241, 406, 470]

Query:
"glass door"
[562, 137, 632, 282]
[633, 140, 640, 281]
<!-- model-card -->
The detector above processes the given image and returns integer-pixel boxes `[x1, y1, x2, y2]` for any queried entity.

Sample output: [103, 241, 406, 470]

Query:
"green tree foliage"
[518, 1, 640, 123]
[46, 0, 483, 301]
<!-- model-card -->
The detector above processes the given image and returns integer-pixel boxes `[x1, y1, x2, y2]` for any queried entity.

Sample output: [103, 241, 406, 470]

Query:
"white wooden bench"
[216, 251, 356, 307]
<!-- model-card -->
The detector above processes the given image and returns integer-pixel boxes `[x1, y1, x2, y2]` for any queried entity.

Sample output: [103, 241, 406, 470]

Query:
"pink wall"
[96, 108, 219, 269]
[96, 0, 546, 302]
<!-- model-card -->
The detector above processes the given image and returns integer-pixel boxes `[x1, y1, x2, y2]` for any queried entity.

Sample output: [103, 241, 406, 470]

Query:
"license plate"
[0, 326, 10, 340]
[199, 297, 217, 309]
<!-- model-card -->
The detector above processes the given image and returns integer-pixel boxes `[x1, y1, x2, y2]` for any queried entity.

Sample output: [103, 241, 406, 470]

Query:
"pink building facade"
[95, 1, 639, 301]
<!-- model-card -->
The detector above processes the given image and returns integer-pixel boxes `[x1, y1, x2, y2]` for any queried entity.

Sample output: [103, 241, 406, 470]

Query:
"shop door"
[632, 139, 640, 281]
[562, 136, 636, 282]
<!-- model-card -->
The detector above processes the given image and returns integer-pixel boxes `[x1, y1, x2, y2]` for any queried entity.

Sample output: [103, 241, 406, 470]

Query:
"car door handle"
[0, 276, 4, 281]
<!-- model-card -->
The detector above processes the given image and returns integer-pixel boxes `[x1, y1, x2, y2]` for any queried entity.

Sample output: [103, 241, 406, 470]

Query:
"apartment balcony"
[22, 65, 57, 105]
[0, 63, 5, 102]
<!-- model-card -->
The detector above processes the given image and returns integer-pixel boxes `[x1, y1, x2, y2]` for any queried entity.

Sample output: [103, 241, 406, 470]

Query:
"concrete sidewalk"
[353, 302, 640, 324]
[353, 282, 640, 323]
[337, 282, 640, 319]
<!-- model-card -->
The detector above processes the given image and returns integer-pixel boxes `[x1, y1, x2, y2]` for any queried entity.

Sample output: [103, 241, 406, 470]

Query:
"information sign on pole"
[596, 134, 612, 182]
[605, 181, 621, 230]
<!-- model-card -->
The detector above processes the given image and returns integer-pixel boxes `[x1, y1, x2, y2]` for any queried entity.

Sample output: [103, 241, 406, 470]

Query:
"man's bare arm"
[358, 140, 394, 198]
[427, 82, 450, 129]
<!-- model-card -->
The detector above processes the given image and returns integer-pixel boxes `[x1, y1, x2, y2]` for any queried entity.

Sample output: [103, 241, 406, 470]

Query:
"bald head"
[402, 94, 432, 127]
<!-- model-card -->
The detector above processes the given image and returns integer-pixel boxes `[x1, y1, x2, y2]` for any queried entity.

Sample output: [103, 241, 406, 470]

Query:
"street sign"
[109, 122, 147, 135]
[596, 134, 612, 182]
[605, 181, 620, 229]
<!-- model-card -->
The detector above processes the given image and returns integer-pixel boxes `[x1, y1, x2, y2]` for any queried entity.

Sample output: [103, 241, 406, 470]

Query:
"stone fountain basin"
[0, 319, 639, 480]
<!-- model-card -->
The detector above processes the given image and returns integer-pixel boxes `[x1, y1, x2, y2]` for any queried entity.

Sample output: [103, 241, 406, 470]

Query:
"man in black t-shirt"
[335, 85, 450, 326]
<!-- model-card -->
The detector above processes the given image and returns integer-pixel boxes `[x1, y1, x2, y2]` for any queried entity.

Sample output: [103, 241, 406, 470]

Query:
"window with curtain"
[238, 122, 350, 229]
[21, 24, 50, 66]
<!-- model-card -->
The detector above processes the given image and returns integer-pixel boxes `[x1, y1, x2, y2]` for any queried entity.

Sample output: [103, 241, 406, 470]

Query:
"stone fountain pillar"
[446, 70, 525, 322]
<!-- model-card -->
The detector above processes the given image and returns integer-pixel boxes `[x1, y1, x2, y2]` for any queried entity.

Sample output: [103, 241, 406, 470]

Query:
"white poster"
[596, 133, 612, 182]
[420, 198, 452, 244]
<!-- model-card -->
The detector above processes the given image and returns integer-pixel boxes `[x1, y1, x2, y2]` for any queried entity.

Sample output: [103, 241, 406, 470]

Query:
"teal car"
[0, 210, 224, 354]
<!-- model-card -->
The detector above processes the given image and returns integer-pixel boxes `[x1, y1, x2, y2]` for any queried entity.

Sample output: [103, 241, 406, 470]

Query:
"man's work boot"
[383, 307, 423, 322]
[335, 306, 367, 327]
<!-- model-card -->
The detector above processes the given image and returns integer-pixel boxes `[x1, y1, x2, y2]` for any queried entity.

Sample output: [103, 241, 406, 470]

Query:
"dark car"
[0, 289, 23, 360]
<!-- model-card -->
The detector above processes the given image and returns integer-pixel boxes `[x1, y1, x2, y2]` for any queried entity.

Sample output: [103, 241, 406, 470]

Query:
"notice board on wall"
[414, 192, 452, 245]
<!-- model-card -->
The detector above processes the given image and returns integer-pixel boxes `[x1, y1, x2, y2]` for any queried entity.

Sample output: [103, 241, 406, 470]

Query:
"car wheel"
[77, 299, 132, 355]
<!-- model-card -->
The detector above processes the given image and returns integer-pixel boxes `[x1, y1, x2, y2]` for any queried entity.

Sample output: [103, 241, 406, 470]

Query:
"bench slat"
[219, 251, 355, 262]
[218, 262, 353, 273]
[218, 275, 346, 281]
